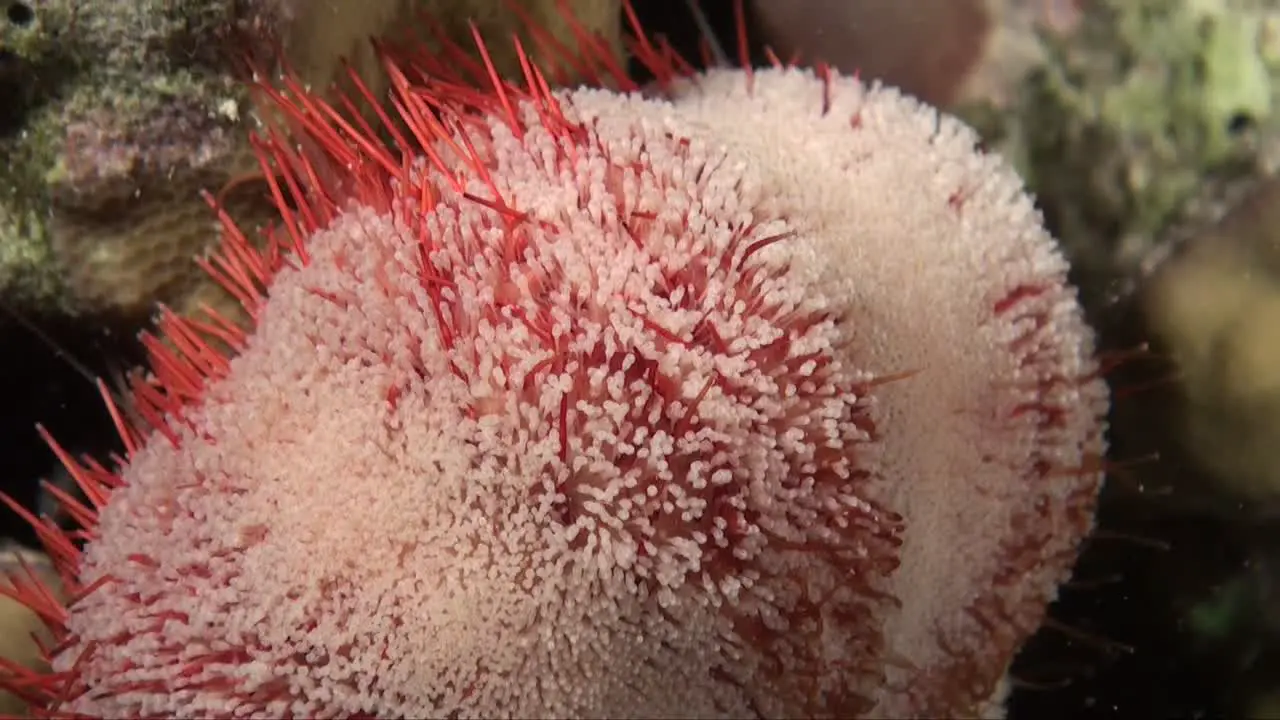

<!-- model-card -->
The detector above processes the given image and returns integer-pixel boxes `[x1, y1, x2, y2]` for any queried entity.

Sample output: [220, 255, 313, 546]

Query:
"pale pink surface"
[665, 67, 1106, 715]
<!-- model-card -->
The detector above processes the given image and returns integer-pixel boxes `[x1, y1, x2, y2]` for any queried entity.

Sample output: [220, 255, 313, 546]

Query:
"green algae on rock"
[962, 0, 1280, 307]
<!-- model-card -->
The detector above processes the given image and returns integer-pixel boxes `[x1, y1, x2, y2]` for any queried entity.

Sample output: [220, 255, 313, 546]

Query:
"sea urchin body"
[0, 22, 1107, 720]
[662, 66, 1107, 716]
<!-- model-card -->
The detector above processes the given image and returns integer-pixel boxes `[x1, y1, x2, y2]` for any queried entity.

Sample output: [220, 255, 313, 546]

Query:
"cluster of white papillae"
[45, 66, 1106, 719]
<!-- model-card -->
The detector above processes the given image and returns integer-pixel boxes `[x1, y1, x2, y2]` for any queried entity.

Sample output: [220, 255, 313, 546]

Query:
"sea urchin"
[0, 9, 1107, 719]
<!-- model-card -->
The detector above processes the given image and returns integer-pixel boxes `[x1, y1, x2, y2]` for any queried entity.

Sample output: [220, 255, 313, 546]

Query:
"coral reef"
[0, 0, 282, 317]
[0, 0, 621, 320]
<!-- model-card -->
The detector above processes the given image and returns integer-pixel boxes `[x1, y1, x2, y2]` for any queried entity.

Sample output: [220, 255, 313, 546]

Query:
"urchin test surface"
[664, 67, 1108, 714]
[53, 86, 900, 719]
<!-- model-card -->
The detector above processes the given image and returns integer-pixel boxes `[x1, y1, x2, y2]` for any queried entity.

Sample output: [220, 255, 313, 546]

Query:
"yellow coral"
[1144, 176, 1280, 501]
